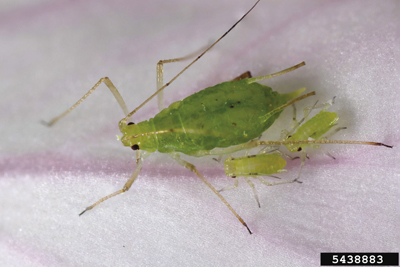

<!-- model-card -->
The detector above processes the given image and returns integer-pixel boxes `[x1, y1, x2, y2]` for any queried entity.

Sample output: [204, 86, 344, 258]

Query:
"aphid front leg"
[169, 152, 252, 234]
[243, 177, 261, 208]
[79, 153, 148, 216]
[43, 77, 129, 126]
[218, 176, 239, 192]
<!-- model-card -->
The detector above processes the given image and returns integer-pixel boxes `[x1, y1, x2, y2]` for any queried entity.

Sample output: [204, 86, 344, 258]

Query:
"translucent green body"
[120, 79, 304, 155]
[224, 153, 287, 177]
[286, 110, 338, 152]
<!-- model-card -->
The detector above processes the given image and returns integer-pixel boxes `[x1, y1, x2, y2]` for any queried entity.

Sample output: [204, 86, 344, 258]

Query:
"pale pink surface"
[0, 0, 399, 266]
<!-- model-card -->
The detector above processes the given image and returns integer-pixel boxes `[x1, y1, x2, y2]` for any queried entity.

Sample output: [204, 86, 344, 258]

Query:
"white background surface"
[0, 0, 399, 266]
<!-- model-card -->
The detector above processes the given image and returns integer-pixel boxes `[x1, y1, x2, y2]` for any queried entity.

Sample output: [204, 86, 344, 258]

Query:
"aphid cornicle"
[44, 0, 392, 234]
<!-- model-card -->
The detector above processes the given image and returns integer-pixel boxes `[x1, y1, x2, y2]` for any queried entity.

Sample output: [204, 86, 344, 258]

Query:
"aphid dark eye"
[127, 122, 135, 125]
[297, 147, 302, 152]
[131, 144, 140, 150]
[231, 176, 236, 178]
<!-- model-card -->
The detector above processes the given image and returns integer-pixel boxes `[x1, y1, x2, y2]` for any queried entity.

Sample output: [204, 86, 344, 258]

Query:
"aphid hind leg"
[157, 46, 208, 111]
[156, 47, 248, 111]
[169, 152, 252, 234]
[79, 155, 145, 216]
[43, 77, 129, 126]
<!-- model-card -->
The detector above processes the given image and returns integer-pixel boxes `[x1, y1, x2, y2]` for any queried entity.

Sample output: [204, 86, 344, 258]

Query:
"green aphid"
[225, 153, 287, 178]
[43, 0, 315, 234]
[285, 111, 339, 152]
[281, 99, 348, 179]
[223, 153, 295, 208]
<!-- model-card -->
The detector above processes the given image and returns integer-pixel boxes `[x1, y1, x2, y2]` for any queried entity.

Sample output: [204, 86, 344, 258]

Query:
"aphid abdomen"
[287, 111, 338, 152]
[171, 81, 305, 154]
[225, 153, 287, 177]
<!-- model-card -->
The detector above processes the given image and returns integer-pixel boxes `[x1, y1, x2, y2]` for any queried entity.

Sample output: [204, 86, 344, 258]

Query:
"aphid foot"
[79, 207, 91, 216]
[380, 143, 393, 148]
[40, 120, 52, 127]
[245, 224, 253, 235]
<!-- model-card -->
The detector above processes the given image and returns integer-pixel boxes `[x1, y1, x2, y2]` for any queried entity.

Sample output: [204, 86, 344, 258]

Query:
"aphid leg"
[157, 46, 208, 111]
[157, 58, 251, 111]
[268, 175, 283, 180]
[323, 126, 347, 140]
[258, 146, 279, 154]
[296, 152, 307, 181]
[287, 100, 320, 137]
[231, 71, 252, 81]
[319, 126, 348, 159]
[218, 177, 239, 192]
[212, 155, 224, 163]
[244, 177, 261, 208]
[322, 150, 336, 160]
[292, 103, 299, 128]
[303, 96, 336, 119]
[43, 78, 129, 126]
[256, 176, 300, 187]
[289, 98, 334, 136]
[169, 152, 252, 234]
[79, 151, 149, 216]
[273, 148, 299, 161]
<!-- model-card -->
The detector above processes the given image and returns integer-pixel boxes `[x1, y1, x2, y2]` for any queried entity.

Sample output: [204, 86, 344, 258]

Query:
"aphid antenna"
[120, 0, 262, 125]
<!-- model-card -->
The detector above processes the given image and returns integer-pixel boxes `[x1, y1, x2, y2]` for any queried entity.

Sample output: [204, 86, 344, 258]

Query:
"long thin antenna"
[120, 0, 261, 125]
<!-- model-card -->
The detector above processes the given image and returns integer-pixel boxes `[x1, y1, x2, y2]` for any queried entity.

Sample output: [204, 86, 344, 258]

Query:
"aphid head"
[119, 120, 157, 152]
[224, 157, 238, 177]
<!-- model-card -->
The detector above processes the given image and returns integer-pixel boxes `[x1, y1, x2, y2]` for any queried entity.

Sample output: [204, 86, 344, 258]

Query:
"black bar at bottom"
[320, 253, 398, 266]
